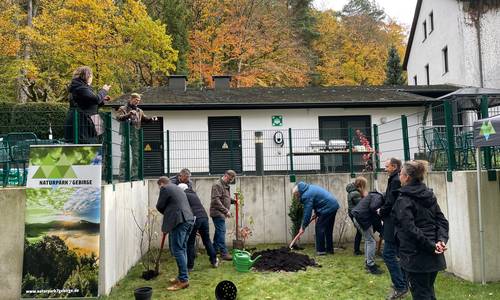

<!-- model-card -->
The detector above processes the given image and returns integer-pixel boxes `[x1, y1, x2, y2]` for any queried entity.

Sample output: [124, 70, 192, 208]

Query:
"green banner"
[22, 145, 102, 299]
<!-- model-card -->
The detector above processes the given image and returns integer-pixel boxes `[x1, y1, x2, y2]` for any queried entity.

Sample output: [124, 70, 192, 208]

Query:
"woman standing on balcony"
[393, 160, 449, 300]
[64, 66, 111, 144]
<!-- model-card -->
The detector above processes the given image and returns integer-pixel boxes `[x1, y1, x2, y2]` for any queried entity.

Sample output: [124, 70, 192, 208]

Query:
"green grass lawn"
[104, 244, 500, 299]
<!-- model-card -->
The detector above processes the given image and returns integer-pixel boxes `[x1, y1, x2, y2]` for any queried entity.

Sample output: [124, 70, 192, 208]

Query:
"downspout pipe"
[476, 3, 484, 88]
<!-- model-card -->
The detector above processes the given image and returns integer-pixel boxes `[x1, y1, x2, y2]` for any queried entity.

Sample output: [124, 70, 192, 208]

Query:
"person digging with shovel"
[155, 177, 194, 291]
[292, 182, 340, 255]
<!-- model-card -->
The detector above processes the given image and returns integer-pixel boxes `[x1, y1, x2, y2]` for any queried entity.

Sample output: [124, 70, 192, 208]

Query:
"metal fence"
[2, 95, 500, 186]
[1, 110, 142, 186]
[376, 96, 500, 180]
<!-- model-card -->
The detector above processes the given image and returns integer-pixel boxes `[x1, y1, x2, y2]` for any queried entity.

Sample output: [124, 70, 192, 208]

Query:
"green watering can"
[232, 250, 261, 272]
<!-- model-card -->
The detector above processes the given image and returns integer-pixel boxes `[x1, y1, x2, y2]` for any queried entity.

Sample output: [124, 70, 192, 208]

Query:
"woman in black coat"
[64, 66, 110, 144]
[393, 160, 449, 300]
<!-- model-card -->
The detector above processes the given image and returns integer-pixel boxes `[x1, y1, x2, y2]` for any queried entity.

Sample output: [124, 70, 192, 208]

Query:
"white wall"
[407, 0, 500, 88]
[144, 106, 424, 174]
[100, 181, 150, 295]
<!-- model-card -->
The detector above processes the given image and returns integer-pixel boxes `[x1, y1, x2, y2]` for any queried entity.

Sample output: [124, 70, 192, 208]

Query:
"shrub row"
[0, 102, 69, 139]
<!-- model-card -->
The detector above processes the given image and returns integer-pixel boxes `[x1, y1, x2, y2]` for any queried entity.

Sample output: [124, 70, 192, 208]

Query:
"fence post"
[104, 112, 112, 184]
[139, 128, 144, 180]
[229, 129, 235, 172]
[401, 115, 410, 161]
[480, 95, 496, 181]
[373, 124, 380, 179]
[444, 101, 456, 182]
[348, 127, 355, 178]
[255, 131, 264, 176]
[166, 130, 170, 177]
[124, 122, 131, 182]
[288, 128, 296, 182]
[73, 110, 79, 144]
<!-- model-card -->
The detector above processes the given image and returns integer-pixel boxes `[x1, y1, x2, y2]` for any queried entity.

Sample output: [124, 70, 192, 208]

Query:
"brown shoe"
[167, 280, 189, 291]
[221, 254, 232, 261]
[169, 278, 180, 284]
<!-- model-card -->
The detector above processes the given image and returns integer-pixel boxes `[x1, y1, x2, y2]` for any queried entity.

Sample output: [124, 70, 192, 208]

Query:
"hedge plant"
[1, 102, 68, 139]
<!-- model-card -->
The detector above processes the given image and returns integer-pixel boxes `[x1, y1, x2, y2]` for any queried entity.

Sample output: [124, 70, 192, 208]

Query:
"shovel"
[155, 232, 167, 273]
[289, 215, 317, 249]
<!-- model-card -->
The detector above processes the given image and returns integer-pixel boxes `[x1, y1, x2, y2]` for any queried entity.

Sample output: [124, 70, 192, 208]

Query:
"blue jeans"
[170, 221, 194, 282]
[212, 217, 228, 255]
[353, 218, 376, 266]
[315, 210, 337, 253]
[187, 217, 217, 269]
[383, 240, 408, 291]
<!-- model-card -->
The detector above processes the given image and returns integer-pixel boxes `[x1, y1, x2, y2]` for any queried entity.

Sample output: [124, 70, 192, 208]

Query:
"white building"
[404, 0, 500, 88]
[111, 76, 456, 176]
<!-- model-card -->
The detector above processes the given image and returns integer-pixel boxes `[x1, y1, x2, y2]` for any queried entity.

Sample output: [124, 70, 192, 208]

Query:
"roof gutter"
[106, 100, 438, 111]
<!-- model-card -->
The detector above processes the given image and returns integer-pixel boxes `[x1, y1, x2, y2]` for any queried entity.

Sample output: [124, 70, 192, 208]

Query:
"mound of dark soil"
[251, 247, 319, 272]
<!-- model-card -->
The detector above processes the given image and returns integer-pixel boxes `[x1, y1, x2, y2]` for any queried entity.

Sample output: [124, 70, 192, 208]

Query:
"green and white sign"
[272, 115, 283, 126]
[23, 145, 102, 299]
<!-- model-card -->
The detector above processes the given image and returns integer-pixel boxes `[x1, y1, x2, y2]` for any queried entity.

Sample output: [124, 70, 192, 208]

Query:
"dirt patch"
[251, 247, 320, 272]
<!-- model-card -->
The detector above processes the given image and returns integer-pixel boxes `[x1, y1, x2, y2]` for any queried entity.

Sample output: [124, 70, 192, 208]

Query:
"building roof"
[403, 0, 423, 70]
[438, 87, 500, 108]
[108, 85, 458, 110]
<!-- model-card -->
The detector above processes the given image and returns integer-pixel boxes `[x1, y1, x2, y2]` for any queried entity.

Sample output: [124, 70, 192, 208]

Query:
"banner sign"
[473, 116, 500, 147]
[22, 145, 102, 299]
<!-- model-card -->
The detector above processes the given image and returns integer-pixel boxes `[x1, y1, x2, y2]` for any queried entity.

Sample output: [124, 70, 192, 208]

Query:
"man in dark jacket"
[352, 191, 384, 275]
[155, 177, 194, 291]
[178, 183, 218, 271]
[393, 161, 449, 300]
[378, 158, 408, 299]
[294, 182, 340, 255]
[209, 170, 236, 261]
[170, 168, 193, 189]
[117, 93, 158, 180]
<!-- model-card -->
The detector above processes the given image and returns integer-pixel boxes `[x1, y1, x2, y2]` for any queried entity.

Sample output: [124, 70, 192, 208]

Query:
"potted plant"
[130, 208, 162, 299]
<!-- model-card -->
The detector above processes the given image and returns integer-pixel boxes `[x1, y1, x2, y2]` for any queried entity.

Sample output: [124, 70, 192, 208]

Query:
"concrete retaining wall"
[1, 170, 499, 299]
[0, 188, 26, 300]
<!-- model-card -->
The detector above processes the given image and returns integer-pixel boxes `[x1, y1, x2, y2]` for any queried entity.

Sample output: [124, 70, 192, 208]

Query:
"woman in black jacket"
[393, 160, 449, 300]
[64, 66, 110, 144]
[346, 176, 367, 255]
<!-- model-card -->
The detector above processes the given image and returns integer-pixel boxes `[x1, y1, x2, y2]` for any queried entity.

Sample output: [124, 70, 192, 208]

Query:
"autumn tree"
[143, 0, 191, 74]
[312, 1, 406, 86]
[24, 0, 177, 101]
[187, 0, 310, 87]
[0, 1, 23, 102]
[342, 0, 385, 21]
[384, 45, 406, 85]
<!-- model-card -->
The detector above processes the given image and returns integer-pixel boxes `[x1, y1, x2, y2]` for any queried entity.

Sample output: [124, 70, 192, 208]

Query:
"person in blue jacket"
[293, 181, 340, 255]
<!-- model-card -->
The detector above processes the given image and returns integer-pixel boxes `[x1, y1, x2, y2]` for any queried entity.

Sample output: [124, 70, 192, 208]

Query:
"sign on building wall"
[272, 115, 283, 126]
[22, 145, 102, 299]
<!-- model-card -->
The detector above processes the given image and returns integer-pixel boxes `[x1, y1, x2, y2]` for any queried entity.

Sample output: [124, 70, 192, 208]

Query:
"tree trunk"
[18, 0, 34, 103]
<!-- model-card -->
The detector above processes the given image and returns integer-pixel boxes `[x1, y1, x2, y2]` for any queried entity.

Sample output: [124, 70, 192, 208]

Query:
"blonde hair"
[402, 160, 428, 182]
[354, 176, 368, 193]
[72, 66, 93, 83]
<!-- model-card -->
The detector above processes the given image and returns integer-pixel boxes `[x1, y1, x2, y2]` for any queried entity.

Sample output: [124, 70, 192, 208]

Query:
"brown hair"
[388, 157, 402, 170]
[157, 176, 170, 185]
[354, 176, 367, 193]
[402, 160, 428, 182]
[72, 66, 93, 83]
